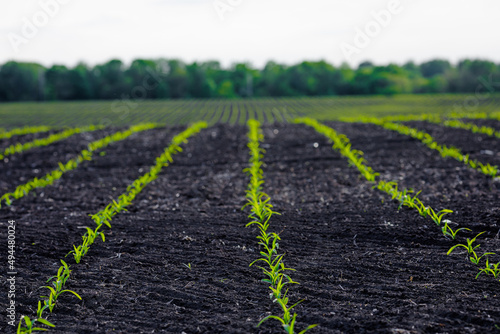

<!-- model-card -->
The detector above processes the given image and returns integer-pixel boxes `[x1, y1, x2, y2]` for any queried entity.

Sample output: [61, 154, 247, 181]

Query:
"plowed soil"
[1, 121, 500, 334]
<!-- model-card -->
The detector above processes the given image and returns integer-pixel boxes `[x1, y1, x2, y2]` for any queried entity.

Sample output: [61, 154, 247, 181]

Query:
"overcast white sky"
[0, 0, 498, 69]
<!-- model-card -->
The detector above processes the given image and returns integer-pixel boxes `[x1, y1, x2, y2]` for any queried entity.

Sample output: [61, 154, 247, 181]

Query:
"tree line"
[0, 58, 498, 102]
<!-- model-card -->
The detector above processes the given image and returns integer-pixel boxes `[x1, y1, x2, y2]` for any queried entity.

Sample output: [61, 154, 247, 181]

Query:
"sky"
[0, 0, 498, 69]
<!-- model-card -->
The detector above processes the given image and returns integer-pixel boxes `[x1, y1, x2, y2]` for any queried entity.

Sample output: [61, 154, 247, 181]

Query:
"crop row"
[287, 97, 500, 143]
[0, 126, 52, 140]
[282, 95, 500, 122]
[0, 125, 104, 160]
[296, 117, 500, 282]
[3, 94, 500, 128]
[243, 119, 316, 334]
[340, 117, 498, 178]
[5, 116, 499, 332]
[448, 110, 500, 121]
[14, 119, 315, 333]
[342, 113, 500, 140]
[0, 99, 301, 128]
[0, 123, 161, 208]
[16, 122, 208, 333]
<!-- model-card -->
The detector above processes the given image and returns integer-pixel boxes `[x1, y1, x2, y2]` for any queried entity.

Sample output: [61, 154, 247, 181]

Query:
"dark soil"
[1, 121, 500, 334]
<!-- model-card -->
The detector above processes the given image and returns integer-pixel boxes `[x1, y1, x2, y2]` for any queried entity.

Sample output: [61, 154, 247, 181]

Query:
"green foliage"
[299, 117, 499, 283]
[441, 221, 471, 240]
[295, 118, 379, 182]
[476, 259, 500, 279]
[420, 59, 451, 78]
[0, 61, 45, 101]
[66, 226, 105, 263]
[17, 260, 76, 334]
[0, 125, 104, 160]
[344, 113, 500, 140]
[0, 123, 161, 208]
[346, 117, 498, 178]
[1, 58, 499, 101]
[0, 126, 51, 140]
[40, 260, 82, 313]
[243, 119, 316, 333]
[1, 94, 500, 129]
[447, 232, 499, 278]
[16, 122, 207, 332]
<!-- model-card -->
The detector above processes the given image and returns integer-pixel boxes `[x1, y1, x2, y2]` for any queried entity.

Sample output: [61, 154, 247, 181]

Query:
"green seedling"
[183, 263, 192, 270]
[374, 120, 498, 178]
[427, 208, 453, 226]
[447, 231, 487, 262]
[40, 260, 82, 313]
[258, 284, 317, 334]
[259, 313, 318, 334]
[469, 251, 496, 265]
[478, 162, 498, 177]
[17, 301, 55, 334]
[401, 190, 421, 210]
[16, 122, 209, 332]
[67, 226, 105, 263]
[17, 315, 53, 334]
[1, 125, 51, 140]
[476, 259, 500, 279]
[244, 120, 317, 333]
[298, 117, 499, 285]
[441, 222, 471, 240]
[0, 123, 161, 208]
[1, 125, 102, 160]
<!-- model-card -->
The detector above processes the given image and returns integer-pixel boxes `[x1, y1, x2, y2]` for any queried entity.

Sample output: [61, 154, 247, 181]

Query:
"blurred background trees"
[0, 58, 498, 101]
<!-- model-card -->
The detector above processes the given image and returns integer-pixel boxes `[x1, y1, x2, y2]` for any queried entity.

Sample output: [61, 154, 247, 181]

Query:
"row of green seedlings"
[0, 123, 161, 208]
[17, 121, 208, 333]
[295, 117, 500, 282]
[359, 113, 500, 140]
[0, 126, 51, 140]
[0, 125, 105, 160]
[448, 110, 500, 121]
[340, 116, 498, 178]
[243, 119, 317, 334]
[436, 118, 500, 139]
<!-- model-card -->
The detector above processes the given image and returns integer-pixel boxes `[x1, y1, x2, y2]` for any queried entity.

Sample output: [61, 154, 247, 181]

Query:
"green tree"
[167, 60, 188, 99]
[94, 59, 129, 99]
[187, 62, 212, 98]
[0, 61, 45, 101]
[70, 63, 94, 100]
[420, 59, 451, 78]
[216, 80, 236, 98]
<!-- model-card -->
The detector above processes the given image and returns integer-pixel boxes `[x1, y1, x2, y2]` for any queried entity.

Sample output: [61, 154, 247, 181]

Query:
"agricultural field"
[1, 94, 500, 333]
[1, 93, 500, 128]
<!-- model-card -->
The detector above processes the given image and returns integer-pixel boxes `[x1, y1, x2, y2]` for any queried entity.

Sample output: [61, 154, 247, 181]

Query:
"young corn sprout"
[447, 232, 485, 258]
[346, 114, 500, 140]
[469, 251, 496, 265]
[297, 117, 499, 283]
[447, 232, 497, 266]
[17, 301, 55, 334]
[17, 122, 208, 333]
[441, 221, 471, 240]
[244, 119, 317, 334]
[426, 207, 453, 226]
[40, 260, 82, 313]
[0, 125, 104, 160]
[476, 259, 500, 279]
[0, 125, 51, 140]
[365, 118, 498, 178]
[18, 261, 81, 333]
[66, 226, 105, 263]
[0, 123, 162, 208]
